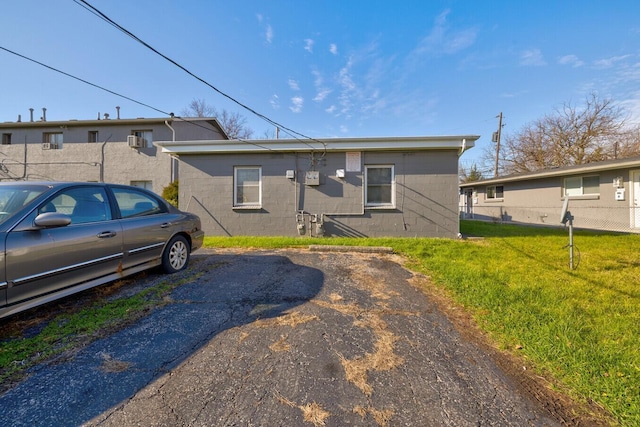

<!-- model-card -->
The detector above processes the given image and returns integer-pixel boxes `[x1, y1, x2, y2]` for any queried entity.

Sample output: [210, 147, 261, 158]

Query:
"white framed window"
[130, 181, 153, 191]
[132, 130, 153, 148]
[88, 131, 99, 143]
[563, 175, 599, 197]
[365, 165, 395, 208]
[43, 132, 63, 149]
[234, 166, 262, 207]
[486, 185, 504, 200]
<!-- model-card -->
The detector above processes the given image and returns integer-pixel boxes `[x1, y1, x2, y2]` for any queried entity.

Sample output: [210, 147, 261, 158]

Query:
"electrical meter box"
[305, 171, 320, 186]
[615, 188, 625, 201]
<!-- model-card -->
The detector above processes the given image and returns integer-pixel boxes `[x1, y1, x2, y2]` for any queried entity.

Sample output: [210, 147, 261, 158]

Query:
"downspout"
[458, 138, 467, 156]
[99, 134, 112, 182]
[165, 120, 177, 182]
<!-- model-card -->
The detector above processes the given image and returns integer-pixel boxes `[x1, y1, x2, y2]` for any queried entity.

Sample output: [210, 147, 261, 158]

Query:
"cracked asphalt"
[0, 248, 564, 426]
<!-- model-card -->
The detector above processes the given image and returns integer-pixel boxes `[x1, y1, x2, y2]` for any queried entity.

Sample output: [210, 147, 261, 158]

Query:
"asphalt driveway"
[0, 248, 571, 426]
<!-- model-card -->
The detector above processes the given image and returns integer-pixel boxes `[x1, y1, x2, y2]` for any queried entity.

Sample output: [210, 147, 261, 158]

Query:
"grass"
[205, 224, 640, 426]
[1, 226, 637, 425]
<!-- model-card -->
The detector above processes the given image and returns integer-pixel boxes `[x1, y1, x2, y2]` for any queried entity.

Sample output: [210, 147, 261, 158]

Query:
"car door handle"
[97, 231, 117, 238]
[160, 222, 172, 228]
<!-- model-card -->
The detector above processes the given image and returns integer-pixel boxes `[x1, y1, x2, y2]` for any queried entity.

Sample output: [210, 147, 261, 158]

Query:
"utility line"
[0, 45, 290, 153]
[74, 0, 326, 154]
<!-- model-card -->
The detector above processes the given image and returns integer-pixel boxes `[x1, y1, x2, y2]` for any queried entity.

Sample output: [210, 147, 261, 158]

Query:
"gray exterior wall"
[178, 149, 461, 238]
[0, 117, 226, 195]
[0, 142, 172, 194]
[462, 167, 640, 232]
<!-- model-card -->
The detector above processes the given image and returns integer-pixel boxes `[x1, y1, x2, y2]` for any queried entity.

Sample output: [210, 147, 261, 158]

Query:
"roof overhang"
[460, 156, 640, 187]
[155, 135, 479, 155]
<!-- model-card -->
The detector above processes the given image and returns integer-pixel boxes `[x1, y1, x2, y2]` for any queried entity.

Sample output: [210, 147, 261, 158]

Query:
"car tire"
[162, 235, 190, 274]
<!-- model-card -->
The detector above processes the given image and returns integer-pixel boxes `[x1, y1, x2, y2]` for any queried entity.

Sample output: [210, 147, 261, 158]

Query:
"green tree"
[162, 180, 179, 208]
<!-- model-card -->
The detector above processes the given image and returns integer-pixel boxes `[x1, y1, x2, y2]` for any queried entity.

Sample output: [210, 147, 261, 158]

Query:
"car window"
[45, 187, 111, 224]
[112, 187, 164, 218]
[0, 185, 49, 226]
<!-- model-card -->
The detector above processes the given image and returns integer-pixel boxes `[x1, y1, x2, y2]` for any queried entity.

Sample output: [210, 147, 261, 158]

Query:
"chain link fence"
[460, 204, 639, 234]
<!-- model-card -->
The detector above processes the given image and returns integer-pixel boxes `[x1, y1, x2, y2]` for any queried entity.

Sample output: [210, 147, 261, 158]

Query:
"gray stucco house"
[156, 135, 478, 238]
[0, 111, 227, 193]
[459, 156, 640, 233]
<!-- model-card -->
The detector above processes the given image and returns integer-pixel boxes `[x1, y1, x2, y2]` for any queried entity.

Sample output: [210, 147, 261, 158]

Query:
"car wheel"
[162, 235, 190, 274]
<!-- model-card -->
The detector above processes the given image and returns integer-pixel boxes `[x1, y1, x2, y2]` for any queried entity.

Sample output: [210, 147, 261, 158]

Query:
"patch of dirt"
[405, 271, 616, 427]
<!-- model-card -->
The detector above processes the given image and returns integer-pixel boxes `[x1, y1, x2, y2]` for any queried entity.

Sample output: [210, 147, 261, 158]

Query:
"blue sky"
[1, 1, 639, 170]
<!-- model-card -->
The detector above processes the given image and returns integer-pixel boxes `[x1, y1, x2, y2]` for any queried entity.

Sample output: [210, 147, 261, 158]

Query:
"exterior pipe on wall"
[165, 120, 177, 182]
[458, 138, 467, 156]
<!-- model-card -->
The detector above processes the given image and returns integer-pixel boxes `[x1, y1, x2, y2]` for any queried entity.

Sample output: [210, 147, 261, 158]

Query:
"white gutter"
[155, 135, 479, 155]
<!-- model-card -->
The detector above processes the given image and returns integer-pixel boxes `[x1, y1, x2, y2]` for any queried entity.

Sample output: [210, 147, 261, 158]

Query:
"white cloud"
[304, 38, 314, 53]
[288, 79, 300, 91]
[325, 105, 336, 114]
[520, 49, 546, 66]
[265, 24, 273, 43]
[413, 9, 477, 57]
[311, 69, 331, 102]
[558, 54, 584, 67]
[269, 94, 280, 109]
[329, 43, 338, 55]
[314, 88, 331, 102]
[593, 54, 631, 69]
[340, 125, 349, 133]
[290, 96, 304, 113]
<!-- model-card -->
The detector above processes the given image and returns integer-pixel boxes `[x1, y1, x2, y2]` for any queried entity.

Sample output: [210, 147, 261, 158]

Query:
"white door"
[633, 171, 640, 229]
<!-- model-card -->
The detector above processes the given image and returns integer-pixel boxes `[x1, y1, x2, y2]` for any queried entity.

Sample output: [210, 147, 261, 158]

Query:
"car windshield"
[0, 185, 50, 226]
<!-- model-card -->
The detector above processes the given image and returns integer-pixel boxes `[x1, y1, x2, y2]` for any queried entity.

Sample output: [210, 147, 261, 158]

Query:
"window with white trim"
[563, 175, 599, 196]
[43, 132, 63, 149]
[365, 165, 395, 207]
[130, 181, 153, 191]
[486, 185, 504, 200]
[132, 130, 153, 148]
[234, 166, 262, 207]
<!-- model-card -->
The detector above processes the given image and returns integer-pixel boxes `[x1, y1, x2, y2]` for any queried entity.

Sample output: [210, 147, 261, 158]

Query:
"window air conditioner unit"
[127, 135, 143, 148]
[42, 142, 51, 150]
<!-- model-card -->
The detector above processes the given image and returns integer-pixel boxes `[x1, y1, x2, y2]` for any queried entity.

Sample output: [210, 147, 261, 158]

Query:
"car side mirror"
[34, 212, 72, 228]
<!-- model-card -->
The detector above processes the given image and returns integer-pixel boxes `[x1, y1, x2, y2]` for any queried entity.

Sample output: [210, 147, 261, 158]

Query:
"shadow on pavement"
[0, 252, 323, 426]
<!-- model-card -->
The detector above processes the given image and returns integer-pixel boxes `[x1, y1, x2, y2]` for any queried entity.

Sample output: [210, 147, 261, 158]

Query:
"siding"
[179, 150, 461, 238]
[465, 168, 638, 232]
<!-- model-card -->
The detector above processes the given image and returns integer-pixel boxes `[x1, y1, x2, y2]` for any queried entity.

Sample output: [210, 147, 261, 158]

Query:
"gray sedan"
[0, 182, 204, 319]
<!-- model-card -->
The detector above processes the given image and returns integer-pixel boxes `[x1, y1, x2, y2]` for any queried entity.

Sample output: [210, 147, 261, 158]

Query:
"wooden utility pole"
[493, 112, 503, 177]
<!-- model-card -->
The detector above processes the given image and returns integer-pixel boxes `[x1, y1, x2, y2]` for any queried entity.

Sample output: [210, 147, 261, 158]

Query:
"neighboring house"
[156, 135, 478, 238]
[459, 156, 640, 233]
[0, 111, 227, 193]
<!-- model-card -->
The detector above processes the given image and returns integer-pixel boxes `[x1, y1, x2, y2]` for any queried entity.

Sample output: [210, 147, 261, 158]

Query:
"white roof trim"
[460, 157, 640, 187]
[155, 135, 479, 154]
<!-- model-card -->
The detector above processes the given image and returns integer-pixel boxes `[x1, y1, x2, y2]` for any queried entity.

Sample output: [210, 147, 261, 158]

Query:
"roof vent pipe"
[116, 106, 120, 120]
[104, 113, 110, 120]
[42, 108, 46, 122]
[97, 112, 101, 120]
[29, 108, 34, 122]
[17, 115, 21, 123]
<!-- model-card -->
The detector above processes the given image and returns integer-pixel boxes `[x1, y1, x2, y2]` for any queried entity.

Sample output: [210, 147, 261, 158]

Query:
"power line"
[74, 0, 326, 153]
[0, 45, 299, 154]
[0, 45, 169, 117]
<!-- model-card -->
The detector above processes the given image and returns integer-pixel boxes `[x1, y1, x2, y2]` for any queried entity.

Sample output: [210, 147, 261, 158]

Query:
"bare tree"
[485, 94, 640, 175]
[459, 163, 484, 183]
[181, 98, 254, 139]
